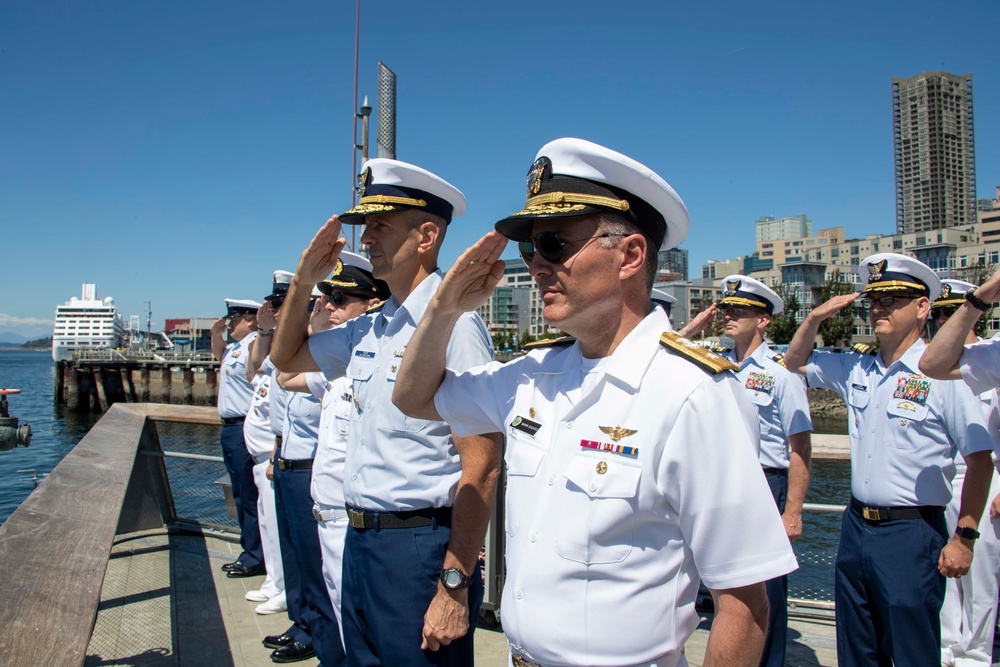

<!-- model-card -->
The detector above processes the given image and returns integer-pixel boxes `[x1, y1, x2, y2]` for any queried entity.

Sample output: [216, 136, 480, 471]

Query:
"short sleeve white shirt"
[960, 333, 1000, 395]
[806, 339, 993, 506]
[433, 308, 796, 666]
[217, 332, 257, 418]
[243, 371, 275, 458]
[312, 375, 351, 507]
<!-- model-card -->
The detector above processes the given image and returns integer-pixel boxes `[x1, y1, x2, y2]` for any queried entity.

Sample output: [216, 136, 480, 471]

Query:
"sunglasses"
[518, 232, 628, 265]
[860, 295, 916, 309]
[266, 296, 285, 309]
[932, 306, 958, 319]
[328, 291, 363, 306]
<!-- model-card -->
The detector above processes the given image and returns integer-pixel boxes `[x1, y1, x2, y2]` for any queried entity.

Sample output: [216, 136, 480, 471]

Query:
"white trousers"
[314, 502, 348, 638]
[252, 459, 285, 598]
[941, 468, 1000, 666]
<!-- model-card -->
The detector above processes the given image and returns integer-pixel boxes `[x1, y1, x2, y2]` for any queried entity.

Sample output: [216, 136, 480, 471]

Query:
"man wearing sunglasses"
[783, 253, 994, 666]
[392, 138, 798, 667]
[211, 298, 265, 578]
[270, 159, 498, 666]
[685, 274, 813, 667]
[923, 279, 1000, 667]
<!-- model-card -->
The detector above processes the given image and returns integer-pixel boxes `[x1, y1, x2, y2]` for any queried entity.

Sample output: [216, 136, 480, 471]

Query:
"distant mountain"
[0, 332, 29, 345]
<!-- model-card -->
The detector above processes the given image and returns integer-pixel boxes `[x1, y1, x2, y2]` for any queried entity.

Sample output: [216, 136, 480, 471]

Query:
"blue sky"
[2, 0, 998, 338]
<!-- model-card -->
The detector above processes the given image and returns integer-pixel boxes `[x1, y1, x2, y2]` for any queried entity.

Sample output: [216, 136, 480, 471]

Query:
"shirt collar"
[873, 337, 926, 375]
[600, 307, 671, 390]
[379, 270, 444, 323]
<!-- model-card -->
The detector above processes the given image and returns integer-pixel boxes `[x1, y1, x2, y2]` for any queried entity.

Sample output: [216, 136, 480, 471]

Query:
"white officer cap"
[650, 287, 678, 311]
[339, 158, 467, 224]
[859, 253, 941, 301]
[719, 275, 783, 315]
[495, 137, 690, 251]
[268, 271, 295, 300]
[933, 279, 977, 308]
[224, 299, 262, 317]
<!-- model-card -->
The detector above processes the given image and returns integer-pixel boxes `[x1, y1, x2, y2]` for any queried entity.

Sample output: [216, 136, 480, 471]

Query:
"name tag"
[354, 350, 376, 359]
[510, 416, 541, 437]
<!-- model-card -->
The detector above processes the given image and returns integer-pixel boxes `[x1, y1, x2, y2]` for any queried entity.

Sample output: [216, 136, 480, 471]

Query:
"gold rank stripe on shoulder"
[522, 335, 576, 350]
[772, 353, 787, 368]
[659, 332, 739, 374]
[366, 300, 387, 313]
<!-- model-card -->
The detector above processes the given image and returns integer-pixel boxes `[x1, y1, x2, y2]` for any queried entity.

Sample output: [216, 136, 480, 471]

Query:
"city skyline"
[3, 1, 999, 339]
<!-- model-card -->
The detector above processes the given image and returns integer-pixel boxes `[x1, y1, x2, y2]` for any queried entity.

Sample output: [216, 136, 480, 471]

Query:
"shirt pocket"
[334, 396, 353, 436]
[555, 453, 643, 565]
[848, 384, 870, 438]
[885, 399, 930, 448]
[504, 433, 545, 538]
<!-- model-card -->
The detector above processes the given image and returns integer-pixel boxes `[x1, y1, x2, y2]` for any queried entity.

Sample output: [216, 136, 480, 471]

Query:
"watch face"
[444, 570, 462, 586]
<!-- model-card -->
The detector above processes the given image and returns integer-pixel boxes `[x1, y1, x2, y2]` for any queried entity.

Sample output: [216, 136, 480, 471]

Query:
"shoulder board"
[366, 300, 387, 313]
[659, 332, 739, 374]
[771, 353, 787, 368]
[851, 343, 877, 356]
[522, 336, 576, 350]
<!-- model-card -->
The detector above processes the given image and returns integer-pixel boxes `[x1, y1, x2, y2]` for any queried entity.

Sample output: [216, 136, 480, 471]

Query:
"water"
[0, 349, 851, 598]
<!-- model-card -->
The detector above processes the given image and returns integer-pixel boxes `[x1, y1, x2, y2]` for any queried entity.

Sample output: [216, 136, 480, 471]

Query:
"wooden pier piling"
[55, 358, 221, 412]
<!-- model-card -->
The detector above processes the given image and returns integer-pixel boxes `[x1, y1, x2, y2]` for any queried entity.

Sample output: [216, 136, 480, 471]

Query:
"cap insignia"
[357, 166, 372, 198]
[598, 425, 638, 442]
[332, 260, 344, 277]
[724, 279, 741, 297]
[526, 156, 551, 198]
[868, 260, 887, 283]
[940, 284, 952, 299]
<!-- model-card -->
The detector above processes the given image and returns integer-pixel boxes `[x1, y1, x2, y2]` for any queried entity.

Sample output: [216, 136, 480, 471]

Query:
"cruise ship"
[51, 283, 125, 361]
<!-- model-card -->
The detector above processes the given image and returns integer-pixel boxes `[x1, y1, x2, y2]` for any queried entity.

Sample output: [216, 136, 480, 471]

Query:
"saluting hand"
[433, 231, 508, 316]
[210, 317, 227, 337]
[257, 301, 278, 332]
[678, 302, 718, 339]
[309, 295, 332, 334]
[297, 216, 347, 285]
[808, 292, 860, 322]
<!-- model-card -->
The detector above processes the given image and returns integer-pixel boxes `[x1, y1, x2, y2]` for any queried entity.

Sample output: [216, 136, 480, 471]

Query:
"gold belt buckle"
[277, 459, 289, 471]
[863, 507, 883, 521]
[347, 508, 367, 529]
[312, 507, 324, 522]
[511, 655, 541, 667]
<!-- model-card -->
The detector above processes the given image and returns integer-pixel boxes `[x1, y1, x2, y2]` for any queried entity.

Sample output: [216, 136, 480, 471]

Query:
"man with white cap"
[924, 280, 1000, 667]
[684, 275, 811, 666]
[211, 298, 265, 577]
[650, 287, 677, 330]
[270, 159, 499, 666]
[783, 253, 995, 666]
[392, 138, 797, 666]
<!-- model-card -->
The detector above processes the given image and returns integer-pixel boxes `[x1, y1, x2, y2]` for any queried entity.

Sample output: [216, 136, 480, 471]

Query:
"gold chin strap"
[524, 191, 630, 212]
[359, 194, 427, 208]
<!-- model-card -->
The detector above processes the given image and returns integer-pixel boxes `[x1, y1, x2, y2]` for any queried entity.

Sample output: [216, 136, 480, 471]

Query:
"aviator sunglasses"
[518, 231, 628, 265]
[328, 291, 363, 306]
[932, 306, 958, 319]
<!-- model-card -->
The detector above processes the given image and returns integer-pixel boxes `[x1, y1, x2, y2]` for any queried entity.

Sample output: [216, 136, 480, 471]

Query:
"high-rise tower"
[892, 72, 977, 234]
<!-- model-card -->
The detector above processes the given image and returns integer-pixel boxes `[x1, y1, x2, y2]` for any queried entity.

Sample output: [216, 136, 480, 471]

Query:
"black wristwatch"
[965, 289, 992, 312]
[955, 526, 981, 540]
[439, 567, 471, 590]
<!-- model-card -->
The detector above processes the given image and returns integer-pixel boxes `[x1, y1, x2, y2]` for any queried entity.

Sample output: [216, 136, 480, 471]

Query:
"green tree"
[954, 262, 997, 339]
[818, 270, 855, 347]
[766, 285, 800, 344]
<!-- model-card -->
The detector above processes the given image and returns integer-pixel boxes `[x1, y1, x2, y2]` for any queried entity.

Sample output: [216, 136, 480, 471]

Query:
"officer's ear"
[758, 312, 771, 332]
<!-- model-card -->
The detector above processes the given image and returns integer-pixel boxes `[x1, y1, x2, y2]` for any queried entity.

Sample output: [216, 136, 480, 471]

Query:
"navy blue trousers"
[273, 463, 345, 665]
[220, 423, 263, 568]
[342, 516, 483, 667]
[834, 504, 947, 666]
[759, 471, 789, 667]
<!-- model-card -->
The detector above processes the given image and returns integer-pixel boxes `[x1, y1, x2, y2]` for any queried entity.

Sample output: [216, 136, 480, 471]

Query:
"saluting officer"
[783, 253, 995, 666]
[270, 159, 499, 666]
[687, 275, 812, 667]
[211, 298, 264, 577]
[926, 279, 1000, 667]
[392, 138, 798, 667]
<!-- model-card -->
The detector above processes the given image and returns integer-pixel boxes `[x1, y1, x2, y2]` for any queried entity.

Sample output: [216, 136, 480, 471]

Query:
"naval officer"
[687, 275, 813, 667]
[211, 298, 264, 577]
[927, 280, 1000, 667]
[270, 159, 499, 666]
[783, 253, 995, 666]
[392, 138, 798, 666]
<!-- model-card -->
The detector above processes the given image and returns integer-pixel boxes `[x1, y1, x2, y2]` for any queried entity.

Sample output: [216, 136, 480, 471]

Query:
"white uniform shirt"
[727, 343, 812, 470]
[266, 358, 289, 438]
[806, 339, 993, 507]
[311, 376, 351, 508]
[270, 364, 322, 460]
[960, 333, 1000, 395]
[308, 270, 494, 511]
[243, 371, 275, 459]
[434, 308, 797, 666]
[217, 331, 257, 419]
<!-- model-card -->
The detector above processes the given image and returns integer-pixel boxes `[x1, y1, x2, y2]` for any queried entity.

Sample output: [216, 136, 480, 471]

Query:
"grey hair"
[594, 211, 658, 290]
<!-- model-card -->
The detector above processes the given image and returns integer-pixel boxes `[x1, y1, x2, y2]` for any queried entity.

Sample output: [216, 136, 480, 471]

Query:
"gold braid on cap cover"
[864, 280, 927, 293]
[359, 195, 427, 208]
[719, 296, 768, 309]
[524, 191, 631, 211]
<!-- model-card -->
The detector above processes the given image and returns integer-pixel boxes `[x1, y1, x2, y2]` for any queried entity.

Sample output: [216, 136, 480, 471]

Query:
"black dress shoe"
[270, 641, 315, 663]
[226, 562, 266, 578]
[262, 632, 295, 649]
[221, 560, 241, 572]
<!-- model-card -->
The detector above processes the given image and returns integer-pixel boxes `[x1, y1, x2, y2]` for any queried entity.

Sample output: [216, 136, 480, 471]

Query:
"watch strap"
[956, 526, 981, 540]
[965, 289, 991, 312]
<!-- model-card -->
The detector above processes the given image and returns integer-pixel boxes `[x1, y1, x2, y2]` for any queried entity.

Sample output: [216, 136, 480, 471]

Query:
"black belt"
[277, 457, 313, 471]
[346, 505, 452, 530]
[762, 467, 788, 477]
[221, 415, 246, 425]
[850, 497, 944, 523]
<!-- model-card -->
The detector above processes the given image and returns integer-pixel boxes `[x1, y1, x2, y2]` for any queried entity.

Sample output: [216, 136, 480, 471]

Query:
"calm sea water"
[0, 349, 853, 598]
